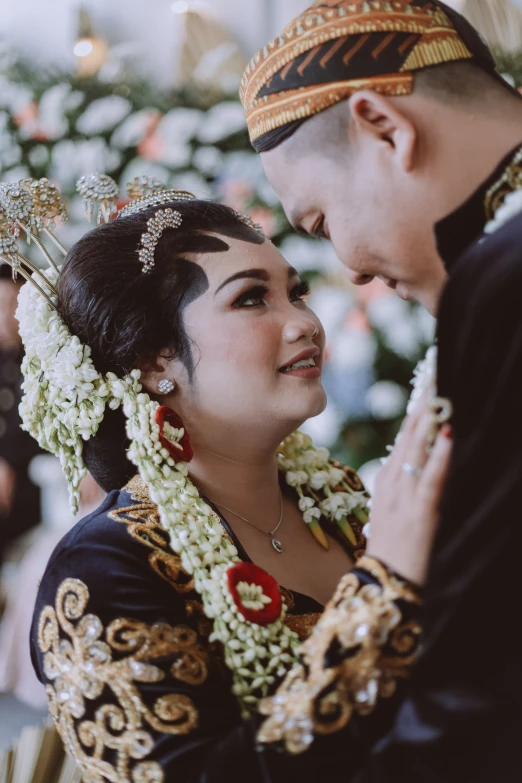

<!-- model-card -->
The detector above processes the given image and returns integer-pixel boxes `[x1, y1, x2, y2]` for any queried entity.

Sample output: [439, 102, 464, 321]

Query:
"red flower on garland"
[155, 406, 193, 463]
[227, 562, 282, 626]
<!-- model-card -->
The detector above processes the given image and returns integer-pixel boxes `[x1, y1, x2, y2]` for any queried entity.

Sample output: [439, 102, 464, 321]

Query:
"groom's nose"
[345, 270, 375, 286]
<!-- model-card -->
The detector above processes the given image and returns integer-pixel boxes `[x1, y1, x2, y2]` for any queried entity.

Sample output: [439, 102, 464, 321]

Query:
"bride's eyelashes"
[231, 280, 311, 309]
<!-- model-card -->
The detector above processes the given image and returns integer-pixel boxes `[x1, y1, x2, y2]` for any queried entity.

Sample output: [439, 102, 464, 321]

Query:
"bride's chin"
[284, 388, 327, 428]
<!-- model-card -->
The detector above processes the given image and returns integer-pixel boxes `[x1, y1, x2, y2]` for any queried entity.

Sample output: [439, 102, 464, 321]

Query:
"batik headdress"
[240, 0, 498, 151]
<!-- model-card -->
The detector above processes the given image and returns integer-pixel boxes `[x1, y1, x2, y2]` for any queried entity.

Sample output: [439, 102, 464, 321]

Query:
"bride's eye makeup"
[231, 279, 311, 309]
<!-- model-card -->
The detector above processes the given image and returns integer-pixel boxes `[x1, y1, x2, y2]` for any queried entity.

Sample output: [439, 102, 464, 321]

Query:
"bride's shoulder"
[32, 475, 190, 629]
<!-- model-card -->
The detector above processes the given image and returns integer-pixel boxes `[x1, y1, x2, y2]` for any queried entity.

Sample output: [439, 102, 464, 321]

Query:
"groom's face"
[261, 117, 448, 316]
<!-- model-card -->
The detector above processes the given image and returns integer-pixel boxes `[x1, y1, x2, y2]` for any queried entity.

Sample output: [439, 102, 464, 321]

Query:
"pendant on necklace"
[271, 537, 283, 553]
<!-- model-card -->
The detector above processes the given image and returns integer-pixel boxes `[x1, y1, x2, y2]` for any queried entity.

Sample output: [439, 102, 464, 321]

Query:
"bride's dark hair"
[57, 200, 264, 492]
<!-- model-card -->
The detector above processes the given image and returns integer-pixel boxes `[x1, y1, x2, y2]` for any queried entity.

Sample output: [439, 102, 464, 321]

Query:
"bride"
[2, 181, 450, 782]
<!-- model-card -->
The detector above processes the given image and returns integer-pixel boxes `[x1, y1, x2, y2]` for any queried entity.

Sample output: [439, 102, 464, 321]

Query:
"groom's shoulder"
[451, 211, 522, 302]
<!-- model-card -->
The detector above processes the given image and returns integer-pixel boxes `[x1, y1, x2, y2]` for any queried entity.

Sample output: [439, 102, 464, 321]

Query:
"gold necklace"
[212, 490, 285, 553]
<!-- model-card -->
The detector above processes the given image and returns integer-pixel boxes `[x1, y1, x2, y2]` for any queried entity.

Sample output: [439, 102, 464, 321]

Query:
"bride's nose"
[283, 313, 320, 343]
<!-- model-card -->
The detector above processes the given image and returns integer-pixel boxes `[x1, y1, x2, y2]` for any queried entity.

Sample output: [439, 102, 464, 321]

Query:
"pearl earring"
[157, 379, 175, 395]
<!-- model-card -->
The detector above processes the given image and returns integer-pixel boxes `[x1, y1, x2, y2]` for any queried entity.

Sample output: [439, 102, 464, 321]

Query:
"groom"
[241, 1, 522, 780]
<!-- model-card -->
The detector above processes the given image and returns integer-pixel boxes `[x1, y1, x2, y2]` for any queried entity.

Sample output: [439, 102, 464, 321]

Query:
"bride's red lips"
[279, 346, 321, 372]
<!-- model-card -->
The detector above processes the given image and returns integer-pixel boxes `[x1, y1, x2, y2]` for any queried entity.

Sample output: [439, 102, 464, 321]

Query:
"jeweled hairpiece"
[118, 188, 196, 218]
[0, 172, 263, 301]
[126, 175, 168, 200]
[138, 208, 183, 273]
[76, 173, 119, 224]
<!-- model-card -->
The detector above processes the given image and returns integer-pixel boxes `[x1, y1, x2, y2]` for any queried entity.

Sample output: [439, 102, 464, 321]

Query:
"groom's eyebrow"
[215, 266, 299, 294]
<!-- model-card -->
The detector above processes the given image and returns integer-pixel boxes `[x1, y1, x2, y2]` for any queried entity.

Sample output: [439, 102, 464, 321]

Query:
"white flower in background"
[366, 380, 407, 420]
[168, 171, 213, 200]
[28, 144, 49, 168]
[306, 284, 353, 335]
[366, 294, 420, 359]
[76, 96, 132, 135]
[0, 75, 32, 113]
[111, 108, 158, 148]
[220, 150, 262, 178]
[193, 146, 223, 176]
[159, 107, 204, 144]
[329, 328, 377, 371]
[31, 84, 72, 141]
[301, 402, 343, 448]
[0, 115, 22, 168]
[198, 102, 246, 143]
[50, 138, 119, 189]
[0, 165, 29, 183]
[415, 305, 436, 344]
[149, 108, 204, 168]
[484, 189, 522, 235]
[65, 91, 85, 112]
[119, 159, 172, 193]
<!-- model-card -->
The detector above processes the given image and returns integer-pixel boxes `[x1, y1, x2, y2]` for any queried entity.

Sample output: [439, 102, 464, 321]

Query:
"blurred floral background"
[0, 33, 440, 473]
[1, 0, 522, 753]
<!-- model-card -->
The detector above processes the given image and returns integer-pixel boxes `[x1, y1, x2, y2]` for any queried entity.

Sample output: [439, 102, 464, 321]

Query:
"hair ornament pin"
[138, 208, 183, 273]
[19, 178, 68, 255]
[126, 176, 167, 201]
[0, 182, 35, 239]
[76, 173, 119, 224]
[118, 187, 196, 219]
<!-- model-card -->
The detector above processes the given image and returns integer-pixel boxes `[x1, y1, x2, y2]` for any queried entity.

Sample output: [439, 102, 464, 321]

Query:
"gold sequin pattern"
[484, 147, 522, 220]
[38, 578, 208, 783]
[257, 556, 421, 754]
[110, 477, 195, 593]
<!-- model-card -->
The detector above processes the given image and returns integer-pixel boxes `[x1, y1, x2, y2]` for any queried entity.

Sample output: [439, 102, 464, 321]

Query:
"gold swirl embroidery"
[484, 146, 522, 220]
[283, 612, 321, 642]
[38, 578, 206, 783]
[257, 556, 421, 754]
[109, 477, 194, 594]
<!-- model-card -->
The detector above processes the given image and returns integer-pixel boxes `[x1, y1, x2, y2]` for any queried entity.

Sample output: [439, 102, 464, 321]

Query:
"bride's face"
[167, 236, 326, 444]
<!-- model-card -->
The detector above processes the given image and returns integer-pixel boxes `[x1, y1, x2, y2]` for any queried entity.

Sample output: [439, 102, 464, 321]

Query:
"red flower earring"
[155, 406, 193, 463]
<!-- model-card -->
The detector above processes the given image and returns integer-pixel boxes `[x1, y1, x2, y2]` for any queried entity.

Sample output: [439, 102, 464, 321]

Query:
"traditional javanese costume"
[29, 474, 420, 783]
[240, 1, 522, 780]
[0, 175, 423, 783]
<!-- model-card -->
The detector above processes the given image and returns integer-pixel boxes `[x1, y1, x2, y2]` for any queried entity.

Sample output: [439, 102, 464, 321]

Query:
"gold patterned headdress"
[240, 0, 498, 151]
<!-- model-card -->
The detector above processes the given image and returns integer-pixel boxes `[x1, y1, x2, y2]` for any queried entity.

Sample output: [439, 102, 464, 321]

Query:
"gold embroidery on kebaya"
[109, 478, 194, 593]
[257, 556, 421, 754]
[283, 612, 322, 641]
[484, 146, 522, 220]
[38, 578, 206, 783]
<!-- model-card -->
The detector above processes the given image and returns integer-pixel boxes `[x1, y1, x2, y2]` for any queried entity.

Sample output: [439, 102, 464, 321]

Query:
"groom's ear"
[348, 90, 417, 173]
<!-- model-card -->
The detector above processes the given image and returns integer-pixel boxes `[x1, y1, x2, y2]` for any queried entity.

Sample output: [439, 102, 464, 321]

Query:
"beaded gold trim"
[257, 555, 421, 754]
[484, 147, 522, 221]
[38, 578, 207, 783]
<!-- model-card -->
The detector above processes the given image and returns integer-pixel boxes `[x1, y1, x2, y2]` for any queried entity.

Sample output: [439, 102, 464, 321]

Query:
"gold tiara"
[0, 175, 200, 300]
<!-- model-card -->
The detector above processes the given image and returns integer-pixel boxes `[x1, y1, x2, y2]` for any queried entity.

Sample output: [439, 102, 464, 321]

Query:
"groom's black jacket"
[349, 145, 522, 782]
